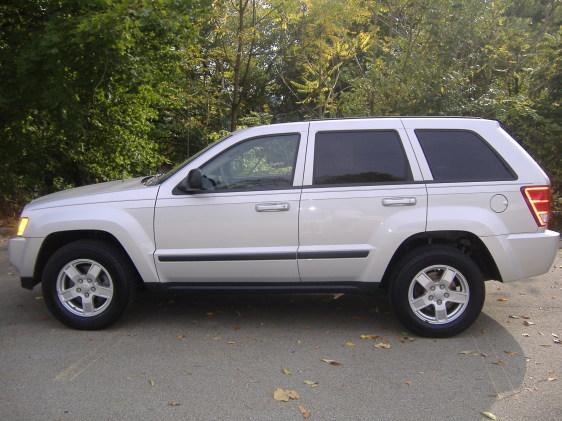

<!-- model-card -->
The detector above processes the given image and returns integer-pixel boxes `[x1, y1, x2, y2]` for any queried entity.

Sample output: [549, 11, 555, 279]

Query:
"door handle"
[382, 197, 417, 207]
[255, 202, 290, 212]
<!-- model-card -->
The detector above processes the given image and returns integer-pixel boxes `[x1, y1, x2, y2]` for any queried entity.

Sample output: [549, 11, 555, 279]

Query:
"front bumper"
[8, 236, 44, 289]
[482, 229, 560, 282]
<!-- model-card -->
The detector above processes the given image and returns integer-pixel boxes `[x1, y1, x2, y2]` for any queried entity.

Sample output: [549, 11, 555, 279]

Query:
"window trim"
[414, 129, 518, 183]
[173, 132, 302, 195]
[311, 129, 414, 188]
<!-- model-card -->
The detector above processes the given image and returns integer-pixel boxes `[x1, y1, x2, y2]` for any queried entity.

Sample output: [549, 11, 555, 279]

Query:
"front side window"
[415, 130, 516, 182]
[200, 133, 300, 191]
[313, 130, 412, 186]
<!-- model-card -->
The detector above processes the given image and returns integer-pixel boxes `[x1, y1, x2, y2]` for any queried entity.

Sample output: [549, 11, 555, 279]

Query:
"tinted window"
[415, 130, 515, 182]
[200, 134, 300, 191]
[313, 130, 412, 185]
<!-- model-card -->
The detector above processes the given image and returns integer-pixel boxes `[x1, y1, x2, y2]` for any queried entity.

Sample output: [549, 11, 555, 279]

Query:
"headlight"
[17, 217, 29, 236]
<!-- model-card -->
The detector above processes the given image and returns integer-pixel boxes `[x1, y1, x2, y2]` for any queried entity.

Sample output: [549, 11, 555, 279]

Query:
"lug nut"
[78, 279, 83, 284]
[91, 287, 96, 292]
[76, 288, 81, 292]
[87, 279, 92, 283]
[84, 293, 89, 298]
[444, 293, 449, 298]
[430, 286, 436, 291]
[429, 295, 434, 300]
[440, 284, 445, 290]
[437, 299, 442, 305]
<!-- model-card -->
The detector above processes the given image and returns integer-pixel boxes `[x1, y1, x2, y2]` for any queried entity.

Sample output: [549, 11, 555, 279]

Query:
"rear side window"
[313, 130, 412, 186]
[416, 130, 516, 182]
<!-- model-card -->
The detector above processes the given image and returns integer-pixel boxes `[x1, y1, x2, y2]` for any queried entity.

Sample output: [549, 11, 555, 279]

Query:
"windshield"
[145, 132, 237, 186]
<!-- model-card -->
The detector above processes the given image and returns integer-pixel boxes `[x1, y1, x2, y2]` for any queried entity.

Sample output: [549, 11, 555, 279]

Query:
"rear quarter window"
[313, 130, 412, 186]
[415, 129, 516, 182]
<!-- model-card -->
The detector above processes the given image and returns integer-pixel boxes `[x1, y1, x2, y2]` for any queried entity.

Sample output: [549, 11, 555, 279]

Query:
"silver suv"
[9, 117, 559, 336]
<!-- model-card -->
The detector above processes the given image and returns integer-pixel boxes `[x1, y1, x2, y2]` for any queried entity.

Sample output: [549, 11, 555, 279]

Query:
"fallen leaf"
[481, 411, 497, 420]
[167, 400, 181, 407]
[521, 315, 531, 319]
[298, 405, 311, 419]
[281, 368, 292, 376]
[554, 338, 561, 344]
[374, 342, 391, 349]
[508, 315, 520, 319]
[523, 320, 535, 326]
[304, 380, 318, 388]
[552, 333, 559, 339]
[504, 351, 518, 357]
[35, 296, 43, 300]
[227, 341, 236, 345]
[360, 334, 380, 340]
[459, 350, 481, 356]
[404, 380, 412, 386]
[497, 297, 508, 302]
[321, 358, 342, 366]
[344, 341, 356, 348]
[492, 360, 505, 366]
[547, 377, 558, 382]
[273, 388, 299, 402]
[176, 335, 186, 340]
[332, 293, 344, 300]
[521, 333, 530, 337]
[399, 335, 416, 343]
[148, 379, 155, 387]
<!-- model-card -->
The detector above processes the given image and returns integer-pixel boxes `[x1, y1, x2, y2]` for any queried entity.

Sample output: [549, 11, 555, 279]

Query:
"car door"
[153, 123, 308, 284]
[298, 119, 427, 284]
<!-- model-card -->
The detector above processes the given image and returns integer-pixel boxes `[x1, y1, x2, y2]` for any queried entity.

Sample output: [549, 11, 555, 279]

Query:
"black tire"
[42, 239, 136, 330]
[389, 245, 485, 338]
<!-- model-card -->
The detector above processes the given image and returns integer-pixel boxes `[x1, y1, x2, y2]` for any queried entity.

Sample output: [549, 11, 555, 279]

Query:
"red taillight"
[521, 186, 551, 227]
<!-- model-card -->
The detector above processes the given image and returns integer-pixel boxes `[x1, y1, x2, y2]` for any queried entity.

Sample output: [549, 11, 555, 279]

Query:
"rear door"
[298, 119, 427, 284]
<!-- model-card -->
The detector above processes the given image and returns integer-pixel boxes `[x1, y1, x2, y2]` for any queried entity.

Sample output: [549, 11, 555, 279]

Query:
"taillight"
[521, 186, 551, 227]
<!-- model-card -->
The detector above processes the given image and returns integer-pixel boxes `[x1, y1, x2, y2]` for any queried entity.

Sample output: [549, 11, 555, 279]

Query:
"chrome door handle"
[382, 197, 417, 207]
[255, 202, 290, 212]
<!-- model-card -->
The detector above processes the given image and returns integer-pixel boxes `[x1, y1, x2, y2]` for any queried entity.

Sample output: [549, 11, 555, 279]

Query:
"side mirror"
[187, 168, 203, 190]
[174, 168, 203, 194]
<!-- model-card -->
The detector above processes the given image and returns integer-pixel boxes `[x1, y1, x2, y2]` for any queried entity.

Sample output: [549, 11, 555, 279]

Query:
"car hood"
[26, 177, 159, 211]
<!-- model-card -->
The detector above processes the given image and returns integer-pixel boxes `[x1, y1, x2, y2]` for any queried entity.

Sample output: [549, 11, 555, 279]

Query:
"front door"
[153, 123, 308, 284]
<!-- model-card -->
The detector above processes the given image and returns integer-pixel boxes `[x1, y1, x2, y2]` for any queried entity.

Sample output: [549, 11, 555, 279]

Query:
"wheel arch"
[380, 230, 502, 289]
[34, 230, 144, 288]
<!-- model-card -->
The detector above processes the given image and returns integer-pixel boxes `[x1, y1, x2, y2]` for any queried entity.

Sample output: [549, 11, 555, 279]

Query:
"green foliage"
[0, 0, 560, 214]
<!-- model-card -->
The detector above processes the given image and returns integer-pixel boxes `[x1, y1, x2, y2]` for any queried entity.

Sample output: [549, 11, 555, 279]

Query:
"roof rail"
[306, 115, 483, 122]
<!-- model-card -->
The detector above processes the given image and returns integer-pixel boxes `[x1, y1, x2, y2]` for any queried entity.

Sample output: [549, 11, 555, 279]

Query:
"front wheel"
[390, 246, 485, 337]
[42, 240, 136, 330]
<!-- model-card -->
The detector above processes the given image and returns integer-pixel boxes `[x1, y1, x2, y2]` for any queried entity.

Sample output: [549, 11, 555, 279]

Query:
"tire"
[389, 245, 485, 338]
[42, 239, 136, 330]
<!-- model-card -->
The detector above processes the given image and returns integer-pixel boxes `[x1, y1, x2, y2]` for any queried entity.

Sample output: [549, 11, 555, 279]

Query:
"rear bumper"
[482, 230, 559, 282]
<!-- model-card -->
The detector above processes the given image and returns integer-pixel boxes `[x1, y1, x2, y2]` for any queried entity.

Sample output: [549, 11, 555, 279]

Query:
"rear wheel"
[42, 240, 135, 329]
[390, 246, 485, 337]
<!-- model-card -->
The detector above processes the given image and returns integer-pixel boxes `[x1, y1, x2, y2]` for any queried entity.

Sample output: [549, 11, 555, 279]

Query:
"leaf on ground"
[35, 296, 43, 300]
[459, 350, 481, 356]
[273, 388, 299, 402]
[504, 351, 518, 357]
[547, 377, 558, 382]
[360, 334, 381, 340]
[554, 338, 561, 344]
[521, 315, 531, 319]
[404, 380, 412, 385]
[281, 368, 292, 376]
[176, 335, 186, 340]
[304, 380, 318, 388]
[321, 358, 342, 366]
[374, 342, 391, 349]
[227, 341, 236, 345]
[332, 293, 344, 300]
[167, 400, 181, 407]
[399, 335, 416, 343]
[298, 405, 311, 419]
[344, 341, 356, 348]
[523, 320, 535, 326]
[492, 360, 505, 366]
[497, 297, 509, 302]
[552, 333, 559, 339]
[521, 333, 530, 337]
[481, 411, 497, 420]
[148, 379, 155, 387]
[508, 315, 520, 319]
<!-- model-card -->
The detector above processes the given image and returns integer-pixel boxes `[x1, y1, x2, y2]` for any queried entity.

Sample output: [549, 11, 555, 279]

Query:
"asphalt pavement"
[0, 238, 561, 420]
